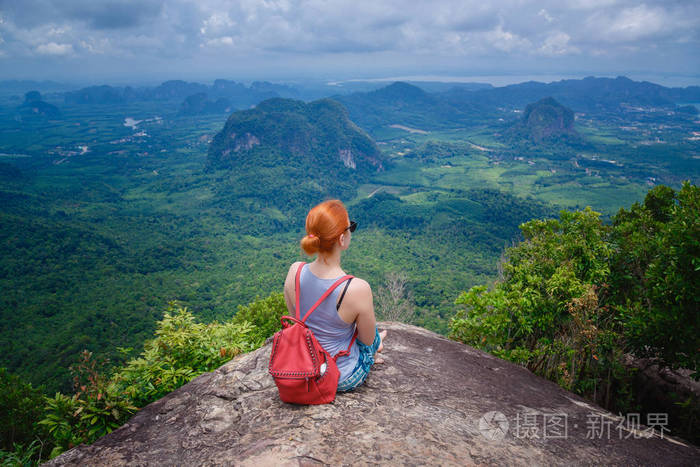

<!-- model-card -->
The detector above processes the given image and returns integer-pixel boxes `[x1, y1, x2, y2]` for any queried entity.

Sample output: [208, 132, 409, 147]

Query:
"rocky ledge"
[47, 322, 699, 466]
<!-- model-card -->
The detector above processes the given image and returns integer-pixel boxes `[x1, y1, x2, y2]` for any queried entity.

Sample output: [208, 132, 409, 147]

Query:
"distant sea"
[334, 73, 700, 88]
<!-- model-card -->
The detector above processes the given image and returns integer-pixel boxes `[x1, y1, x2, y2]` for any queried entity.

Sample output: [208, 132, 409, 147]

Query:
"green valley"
[0, 77, 697, 398]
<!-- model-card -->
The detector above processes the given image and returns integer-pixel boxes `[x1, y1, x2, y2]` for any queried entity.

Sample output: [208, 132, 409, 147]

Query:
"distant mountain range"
[179, 93, 233, 116]
[323, 76, 700, 135]
[6, 75, 699, 129]
[61, 79, 300, 109]
[441, 76, 700, 113]
[0, 80, 77, 96]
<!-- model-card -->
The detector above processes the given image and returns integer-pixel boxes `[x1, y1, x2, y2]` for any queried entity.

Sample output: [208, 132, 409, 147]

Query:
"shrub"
[610, 181, 699, 376]
[110, 302, 258, 407]
[230, 292, 287, 347]
[0, 368, 47, 452]
[40, 293, 286, 458]
[40, 351, 138, 458]
[449, 207, 624, 407]
[0, 439, 44, 467]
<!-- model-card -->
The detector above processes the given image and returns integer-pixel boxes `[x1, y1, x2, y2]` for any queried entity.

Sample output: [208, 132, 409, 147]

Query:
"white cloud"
[604, 4, 666, 41]
[539, 32, 578, 55]
[203, 36, 235, 47]
[200, 13, 235, 35]
[78, 38, 109, 54]
[35, 42, 73, 55]
[47, 26, 72, 37]
[538, 9, 554, 23]
[486, 25, 532, 53]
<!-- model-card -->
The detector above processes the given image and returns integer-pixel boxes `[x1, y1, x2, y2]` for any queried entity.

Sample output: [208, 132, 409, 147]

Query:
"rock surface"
[46, 323, 700, 466]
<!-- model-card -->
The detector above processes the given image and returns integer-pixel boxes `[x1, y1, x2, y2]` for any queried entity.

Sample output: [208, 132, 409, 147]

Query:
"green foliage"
[39, 393, 83, 459]
[408, 140, 473, 163]
[0, 439, 44, 467]
[610, 181, 700, 376]
[449, 183, 699, 442]
[110, 302, 257, 407]
[230, 292, 287, 347]
[39, 350, 138, 458]
[672, 393, 700, 442]
[450, 206, 624, 406]
[38, 294, 284, 458]
[452, 207, 611, 341]
[0, 368, 47, 456]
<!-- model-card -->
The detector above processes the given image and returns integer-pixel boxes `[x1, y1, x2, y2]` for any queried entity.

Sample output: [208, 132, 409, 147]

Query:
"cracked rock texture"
[46, 322, 700, 466]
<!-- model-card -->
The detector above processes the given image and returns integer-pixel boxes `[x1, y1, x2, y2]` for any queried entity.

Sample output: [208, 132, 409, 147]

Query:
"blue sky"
[0, 0, 698, 85]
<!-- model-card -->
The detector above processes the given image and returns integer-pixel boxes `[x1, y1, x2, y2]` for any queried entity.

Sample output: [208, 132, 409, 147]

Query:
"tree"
[374, 272, 415, 322]
[449, 207, 621, 404]
[0, 368, 47, 452]
[611, 181, 700, 376]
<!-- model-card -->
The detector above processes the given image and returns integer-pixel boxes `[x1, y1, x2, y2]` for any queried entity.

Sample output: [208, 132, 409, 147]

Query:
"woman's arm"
[283, 261, 304, 316]
[338, 278, 377, 346]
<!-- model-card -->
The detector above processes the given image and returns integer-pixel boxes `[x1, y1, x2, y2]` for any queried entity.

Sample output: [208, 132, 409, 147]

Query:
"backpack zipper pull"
[306, 376, 311, 392]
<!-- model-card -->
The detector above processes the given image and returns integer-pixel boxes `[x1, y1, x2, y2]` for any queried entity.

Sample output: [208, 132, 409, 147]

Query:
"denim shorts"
[337, 327, 381, 392]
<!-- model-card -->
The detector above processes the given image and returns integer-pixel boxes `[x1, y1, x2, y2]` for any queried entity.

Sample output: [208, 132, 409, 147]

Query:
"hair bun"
[300, 232, 321, 255]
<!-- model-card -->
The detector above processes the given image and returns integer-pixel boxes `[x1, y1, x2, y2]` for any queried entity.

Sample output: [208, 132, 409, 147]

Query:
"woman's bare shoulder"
[284, 261, 305, 283]
[341, 277, 374, 324]
[347, 277, 372, 297]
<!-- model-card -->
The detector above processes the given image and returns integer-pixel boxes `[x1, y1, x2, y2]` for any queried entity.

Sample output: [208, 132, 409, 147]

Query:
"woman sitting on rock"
[283, 199, 386, 392]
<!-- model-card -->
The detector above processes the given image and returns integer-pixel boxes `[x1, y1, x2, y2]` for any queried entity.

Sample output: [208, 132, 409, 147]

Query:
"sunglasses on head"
[345, 221, 357, 233]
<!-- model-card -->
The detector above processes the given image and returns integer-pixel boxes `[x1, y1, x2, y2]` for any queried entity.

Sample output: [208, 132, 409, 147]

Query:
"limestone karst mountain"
[46, 322, 699, 466]
[507, 97, 580, 144]
[16, 90, 60, 118]
[206, 97, 384, 173]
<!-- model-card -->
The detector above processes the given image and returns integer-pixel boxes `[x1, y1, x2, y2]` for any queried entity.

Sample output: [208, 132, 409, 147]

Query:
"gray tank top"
[298, 263, 360, 381]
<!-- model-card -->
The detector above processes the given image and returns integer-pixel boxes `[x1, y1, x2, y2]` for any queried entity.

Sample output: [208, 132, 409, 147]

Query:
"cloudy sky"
[0, 0, 698, 85]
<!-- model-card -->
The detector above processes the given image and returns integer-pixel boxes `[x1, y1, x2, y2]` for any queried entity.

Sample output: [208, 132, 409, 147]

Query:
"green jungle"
[0, 77, 698, 462]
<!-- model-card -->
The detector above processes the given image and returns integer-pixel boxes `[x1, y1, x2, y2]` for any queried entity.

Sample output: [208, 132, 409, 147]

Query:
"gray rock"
[46, 323, 700, 466]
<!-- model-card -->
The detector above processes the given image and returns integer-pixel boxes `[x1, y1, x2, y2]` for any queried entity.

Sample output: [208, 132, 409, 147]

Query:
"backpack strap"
[294, 262, 357, 359]
[333, 327, 358, 361]
[294, 262, 305, 320]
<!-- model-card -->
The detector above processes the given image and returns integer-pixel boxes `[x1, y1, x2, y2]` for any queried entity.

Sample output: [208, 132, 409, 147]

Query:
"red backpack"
[268, 263, 357, 404]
